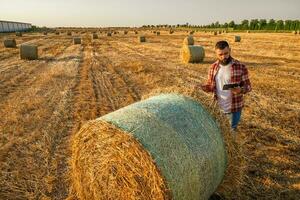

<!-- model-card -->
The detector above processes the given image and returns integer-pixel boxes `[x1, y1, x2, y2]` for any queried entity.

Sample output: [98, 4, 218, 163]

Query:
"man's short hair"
[215, 41, 229, 50]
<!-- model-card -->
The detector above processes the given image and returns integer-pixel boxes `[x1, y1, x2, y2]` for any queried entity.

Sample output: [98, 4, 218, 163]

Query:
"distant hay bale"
[43, 32, 48, 35]
[218, 30, 222, 34]
[16, 32, 22, 37]
[138, 36, 146, 43]
[183, 35, 194, 45]
[55, 32, 59, 35]
[189, 31, 195, 35]
[67, 32, 72, 36]
[124, 30, 128, 35]
[107, 32, 112, 36]
[70, 90, 245, 200]
[73, 37, 81, 44]
[214, 31, 217, 35]
[169, 30, 174, 34]
[20, 44, 38, 60]
[4, 39, 17, 48]
[247, 30, 250, 33]
[153, 31, 157, 34]
[135, 31, 138, 34]
[156, 31, 160, 35]
[292, 31, 298, 35]
[234, 36, 241, 42]
[181, 45, 205, 63]
[92, 33, 98, 39]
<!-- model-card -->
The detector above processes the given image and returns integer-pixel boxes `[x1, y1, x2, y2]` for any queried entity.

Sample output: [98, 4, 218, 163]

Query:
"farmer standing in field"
[199, 40, 251, 132]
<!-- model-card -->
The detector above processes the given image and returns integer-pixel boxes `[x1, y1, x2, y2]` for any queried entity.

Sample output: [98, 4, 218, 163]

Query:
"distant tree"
[275, 20, 284, 30]
[267, 19, 276, 30]
[228, 20, 235, 28]
[241, 20, 249, 30]
[259, 19, 267, 30]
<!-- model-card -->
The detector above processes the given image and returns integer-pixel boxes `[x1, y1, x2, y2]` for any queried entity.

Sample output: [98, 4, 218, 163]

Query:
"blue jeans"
[226, 111, 242, 130]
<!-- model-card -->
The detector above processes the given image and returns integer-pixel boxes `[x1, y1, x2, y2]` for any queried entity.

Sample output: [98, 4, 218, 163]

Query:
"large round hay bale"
[138, 36, 146, 43]
[234, 36, 241, 42]
[73, 37, 81, 44]
[181, 45, 205, 63]
[16, 32, 22, 37]
[20, 44, 38, 60]
[71, 93, 234, 200]
[183, 35, 194, 45]
[92, 33, 98, 39]
[4, 39, 17, 48]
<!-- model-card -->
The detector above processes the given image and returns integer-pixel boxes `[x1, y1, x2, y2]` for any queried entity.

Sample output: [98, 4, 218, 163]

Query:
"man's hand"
[196, 84, 212, 93]
[231, 87, 242, 95]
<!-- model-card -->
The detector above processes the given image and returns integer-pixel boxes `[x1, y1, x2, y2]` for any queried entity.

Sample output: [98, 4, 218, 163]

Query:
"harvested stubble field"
[0, 30, 299, 199]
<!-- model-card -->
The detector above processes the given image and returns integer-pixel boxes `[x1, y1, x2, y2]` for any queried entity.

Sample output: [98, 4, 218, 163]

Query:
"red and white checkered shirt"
[205, 57, 252, 113]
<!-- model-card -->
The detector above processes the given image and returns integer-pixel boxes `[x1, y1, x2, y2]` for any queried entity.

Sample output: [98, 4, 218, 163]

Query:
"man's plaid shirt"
[205, 57, 252, 113]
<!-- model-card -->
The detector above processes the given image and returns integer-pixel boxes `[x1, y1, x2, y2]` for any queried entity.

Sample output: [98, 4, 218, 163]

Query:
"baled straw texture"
[181, 45, 205, 63]
[70, 86, 246, 200]
[20, 44, 38, 60]
[73, 37, 81, 44]
[183, 36, 194, 45]
[235, 36, 241, 42]
[142, 87, 246, 199]
[138, 36, 146, 43]
[92, 33, 98, 39]
[4, 39, 16, 48]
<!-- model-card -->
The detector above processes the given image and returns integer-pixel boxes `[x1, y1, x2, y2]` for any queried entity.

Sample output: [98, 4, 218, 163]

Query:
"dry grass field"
[0, 30, 299, 199]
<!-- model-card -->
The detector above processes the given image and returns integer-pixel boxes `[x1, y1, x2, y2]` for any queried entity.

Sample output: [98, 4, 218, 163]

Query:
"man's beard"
[220, 56, 232, 65]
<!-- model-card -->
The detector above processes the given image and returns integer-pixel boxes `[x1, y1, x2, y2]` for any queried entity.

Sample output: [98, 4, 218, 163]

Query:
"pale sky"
[1, 0, 300, 27]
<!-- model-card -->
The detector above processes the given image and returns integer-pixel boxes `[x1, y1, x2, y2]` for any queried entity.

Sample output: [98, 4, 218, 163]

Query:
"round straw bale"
[183, 35, 194, 45]
[189, 31, 195, 35]
[70, 88, 246, 200]
[124, 30, 128, 35]
[92, 33, 98, 39]
[181, 45, 205, 63]
[67, 32, 72, 36]
[156, 31, 160, 35]
[43, 32, 48, 35]
[234, 36, 241, 42]
[20, 44, 38, 60]
[4, 39, 17, 48]
[16, 32, 22, 37]
[73, 37, 81, 44]
[138, 36, 146, 43]
[214, 31, 217, 35]
[107, 32, 112, 36]
[55, 32, 60, 35]
[169, 30, 174, 34]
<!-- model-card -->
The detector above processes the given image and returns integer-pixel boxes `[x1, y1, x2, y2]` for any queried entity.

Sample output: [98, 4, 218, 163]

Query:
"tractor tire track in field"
[0, 41, 81, 200]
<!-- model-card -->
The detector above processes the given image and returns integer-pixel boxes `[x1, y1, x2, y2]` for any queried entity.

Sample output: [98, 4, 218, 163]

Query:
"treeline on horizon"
[142, 19, 300, 31]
